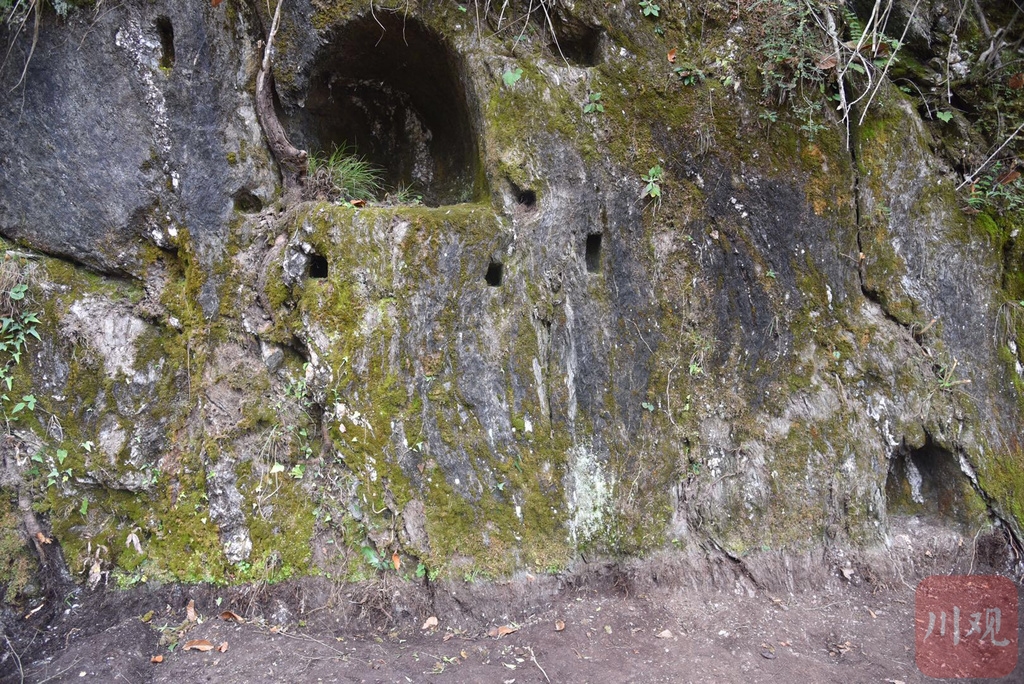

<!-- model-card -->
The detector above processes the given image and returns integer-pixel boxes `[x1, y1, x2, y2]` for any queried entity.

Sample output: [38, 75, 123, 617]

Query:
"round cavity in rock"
[233, 189, 263, 214]
[517, 188, 537, 208]
[285, 15, 481, 207]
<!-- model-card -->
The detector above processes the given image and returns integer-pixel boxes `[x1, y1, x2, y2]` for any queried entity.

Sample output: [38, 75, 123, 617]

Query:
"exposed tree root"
[254, 0, 307, 197]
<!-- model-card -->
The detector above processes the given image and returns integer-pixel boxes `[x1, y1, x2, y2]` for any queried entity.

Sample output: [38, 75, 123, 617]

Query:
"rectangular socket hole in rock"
[309, 254, 329, 279]
[485, 260, 503, 287]
[155, 17, 175, 69]
[585, 233, 602, 273]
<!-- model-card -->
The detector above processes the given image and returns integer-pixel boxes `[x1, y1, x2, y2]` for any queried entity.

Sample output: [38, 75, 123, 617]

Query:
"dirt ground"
[3, 523, 1022, 684]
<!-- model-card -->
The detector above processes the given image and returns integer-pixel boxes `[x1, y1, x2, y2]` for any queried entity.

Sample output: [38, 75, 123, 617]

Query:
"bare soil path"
[6, 570, 1021, 684]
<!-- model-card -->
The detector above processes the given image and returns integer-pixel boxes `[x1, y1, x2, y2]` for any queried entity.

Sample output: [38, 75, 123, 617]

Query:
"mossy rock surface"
[1, 0, 1023, 599]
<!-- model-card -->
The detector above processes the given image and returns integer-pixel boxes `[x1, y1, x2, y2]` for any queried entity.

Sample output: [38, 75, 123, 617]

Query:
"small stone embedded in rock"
[656, 629, 673, 639]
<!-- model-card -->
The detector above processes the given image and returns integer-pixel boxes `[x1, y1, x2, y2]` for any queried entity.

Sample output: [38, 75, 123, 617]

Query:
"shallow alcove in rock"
[538, 9, 604, 66]
[233, 189, 263, 213]
[885, 437, 989, 530]
[284, 14, 482, 207]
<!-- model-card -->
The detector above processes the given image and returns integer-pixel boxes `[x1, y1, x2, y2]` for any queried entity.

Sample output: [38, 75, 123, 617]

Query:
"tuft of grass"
[305, 146, 383, 203]
[382, 184, 422, 206]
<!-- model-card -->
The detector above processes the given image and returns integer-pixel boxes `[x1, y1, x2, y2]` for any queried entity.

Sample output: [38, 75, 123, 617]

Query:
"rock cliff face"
[0, 0, 1021, 596]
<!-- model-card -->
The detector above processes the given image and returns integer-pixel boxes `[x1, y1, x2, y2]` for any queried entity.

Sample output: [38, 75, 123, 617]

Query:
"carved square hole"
[585, 233, 602, 273]
[485, 260, 503, 287]
[155, 17, 175, 69]
[309, 254, 329, 279]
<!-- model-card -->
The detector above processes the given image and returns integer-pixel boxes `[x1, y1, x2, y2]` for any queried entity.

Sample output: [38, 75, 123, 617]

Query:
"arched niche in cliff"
[286, 14, 482, 207]
[885, 437, 985, 529]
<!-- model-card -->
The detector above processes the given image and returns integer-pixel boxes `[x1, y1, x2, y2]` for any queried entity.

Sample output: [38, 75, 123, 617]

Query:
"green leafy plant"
[935, 356, 971, 392]
[361, 545, 388, 571]
[502, 67, 523, 88]
[0, 261, 40, 429]
[966, 162, 1024, 215]
[936, 111, 953, 123]
[794, 101, 826, 140]
[673, 63, 704, 86]
[45, 448, 72, 488]
[583, 92, 604, 114]
[639, 0, 660, 18]
[640, 165, 664, 206]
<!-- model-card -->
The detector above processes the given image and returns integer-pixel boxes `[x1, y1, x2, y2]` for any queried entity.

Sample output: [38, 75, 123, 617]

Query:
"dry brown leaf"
[1009, 73, 1024, 89]
[183, 639, 215, 652]
[555, 620, 565, 632]
[656, 629, 673, 639]
[151, 655, 164, 663]
[996, 168, 1021, 186]
[487, 626, 498, 638]
[392, 552, 401, 571]
[497, 625, 518, 637]
[217, 641, 229, 653]
[211, 0, 224, 6]
[350, 199, 367, 207]
[667, 48, 677, 64]
[35, 532, 52, 545]
[867, 608, 877, 619]
[220, 610, 244, 623]
[842, 39, 890, 56]
[186, 599, 197, 622]
[422, 616, 439, 630]
[816, 53, 839, 70]
[270, 626, 281, 633]
[442, 632, 454, 642]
